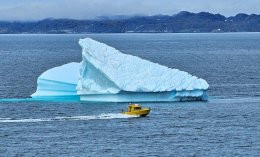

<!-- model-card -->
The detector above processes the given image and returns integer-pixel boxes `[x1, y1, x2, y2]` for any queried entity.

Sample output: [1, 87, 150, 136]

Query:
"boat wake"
[0, 113, 138, 123]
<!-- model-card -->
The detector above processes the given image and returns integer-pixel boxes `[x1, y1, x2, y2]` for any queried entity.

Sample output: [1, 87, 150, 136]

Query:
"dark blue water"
[0, 33, 259, 156]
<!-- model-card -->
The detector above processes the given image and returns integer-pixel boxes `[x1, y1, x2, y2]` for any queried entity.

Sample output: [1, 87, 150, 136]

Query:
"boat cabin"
[123, 103, 150, 117]
[128, 104, 142, 112]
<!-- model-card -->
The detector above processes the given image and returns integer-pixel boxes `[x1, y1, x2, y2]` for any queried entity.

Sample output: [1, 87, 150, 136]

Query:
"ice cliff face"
[31, 62, 80, 100]
[32, 38, 209, 102]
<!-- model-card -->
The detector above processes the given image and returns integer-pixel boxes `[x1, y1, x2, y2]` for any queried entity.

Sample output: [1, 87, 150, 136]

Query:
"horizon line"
[0, 11, 259, 22]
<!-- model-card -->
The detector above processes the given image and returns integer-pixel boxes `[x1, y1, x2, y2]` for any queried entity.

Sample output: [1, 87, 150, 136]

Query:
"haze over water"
[0, 33, 259, 156]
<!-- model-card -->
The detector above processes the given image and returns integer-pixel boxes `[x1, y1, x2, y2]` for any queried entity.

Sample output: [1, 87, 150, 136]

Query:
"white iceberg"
[32, 38, 209, 102]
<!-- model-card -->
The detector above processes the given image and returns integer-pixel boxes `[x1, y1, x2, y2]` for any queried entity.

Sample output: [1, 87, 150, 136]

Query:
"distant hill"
[0, 11, 259, 33]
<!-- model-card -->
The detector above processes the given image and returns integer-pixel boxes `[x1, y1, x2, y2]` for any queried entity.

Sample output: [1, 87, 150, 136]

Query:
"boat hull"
[123, 108, 150, 117]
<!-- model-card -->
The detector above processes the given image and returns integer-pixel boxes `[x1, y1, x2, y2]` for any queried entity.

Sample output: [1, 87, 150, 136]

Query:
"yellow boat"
[122, 103, 150, 117]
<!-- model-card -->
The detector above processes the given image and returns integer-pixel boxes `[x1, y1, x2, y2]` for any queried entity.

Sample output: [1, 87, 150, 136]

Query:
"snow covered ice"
[32, 38, 209, 102]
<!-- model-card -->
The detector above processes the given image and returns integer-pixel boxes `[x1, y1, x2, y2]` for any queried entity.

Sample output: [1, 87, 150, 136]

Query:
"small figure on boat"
[122, 103, 150, 117]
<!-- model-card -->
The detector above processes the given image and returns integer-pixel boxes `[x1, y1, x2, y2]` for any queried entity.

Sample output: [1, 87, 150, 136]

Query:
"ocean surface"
[0, 33, 259, 156]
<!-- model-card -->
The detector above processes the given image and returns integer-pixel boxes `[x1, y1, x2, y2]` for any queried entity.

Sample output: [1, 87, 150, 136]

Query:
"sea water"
[0, 33, 259, 156]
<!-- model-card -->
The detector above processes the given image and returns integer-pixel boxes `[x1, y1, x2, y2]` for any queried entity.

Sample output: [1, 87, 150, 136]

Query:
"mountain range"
[0, 11, 259, 33]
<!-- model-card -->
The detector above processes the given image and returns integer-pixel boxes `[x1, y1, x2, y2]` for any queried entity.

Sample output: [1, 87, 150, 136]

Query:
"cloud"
[0, 0, 259, 21]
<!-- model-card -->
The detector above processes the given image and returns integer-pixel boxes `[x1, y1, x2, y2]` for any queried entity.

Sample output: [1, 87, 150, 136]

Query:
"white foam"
[0, 113, 137, 123]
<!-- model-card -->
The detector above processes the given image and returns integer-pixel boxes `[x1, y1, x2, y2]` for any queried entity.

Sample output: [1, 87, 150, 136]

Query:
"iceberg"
[32, 38, 209, 102]
[31, 62, 80, 101]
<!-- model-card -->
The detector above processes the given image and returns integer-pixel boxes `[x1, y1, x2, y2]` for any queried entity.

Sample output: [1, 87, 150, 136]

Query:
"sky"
[0, 0, 259, 21]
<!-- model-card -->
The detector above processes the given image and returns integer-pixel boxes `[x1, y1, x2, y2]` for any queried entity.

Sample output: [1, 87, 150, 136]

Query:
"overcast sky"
[0, 0, 259, 21]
